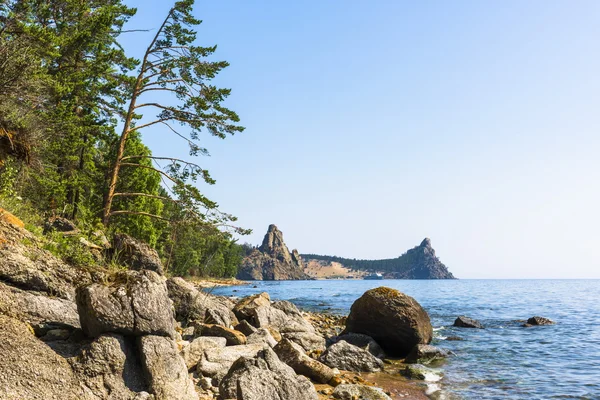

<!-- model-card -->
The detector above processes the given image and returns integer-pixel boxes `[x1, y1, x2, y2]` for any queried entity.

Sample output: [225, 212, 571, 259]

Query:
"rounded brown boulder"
[343, 287, 432, 357]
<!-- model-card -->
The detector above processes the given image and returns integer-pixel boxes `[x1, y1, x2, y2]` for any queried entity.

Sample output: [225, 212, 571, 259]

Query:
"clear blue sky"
[120, 0, 600, 279]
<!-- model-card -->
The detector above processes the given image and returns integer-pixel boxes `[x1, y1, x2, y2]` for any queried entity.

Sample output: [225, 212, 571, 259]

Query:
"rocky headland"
[237, 224, 309, 281]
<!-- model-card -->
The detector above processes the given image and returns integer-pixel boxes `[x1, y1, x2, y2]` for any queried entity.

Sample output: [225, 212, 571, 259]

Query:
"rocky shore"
[0, 211, 448, 400]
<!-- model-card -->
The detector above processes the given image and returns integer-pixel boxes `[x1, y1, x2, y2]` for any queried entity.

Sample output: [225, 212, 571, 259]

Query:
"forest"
[0, 0, 248, 277]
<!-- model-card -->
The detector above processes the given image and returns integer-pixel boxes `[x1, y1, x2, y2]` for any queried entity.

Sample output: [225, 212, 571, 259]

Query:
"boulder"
[43, 216, 79, 234]
[235, 320, 258, 336]
[218, 347, 318, 400]
[180, 336, 227, 370]
[453, 316, 484, 329]
[332, 384, 392, 400]
[525, 316, 555, 326]
[71, 334, 148, 399]
[138, 335, 198, 400]
[113, 233, 164, 275]
[197, 343, 266, 382]
[0, 315, 89, 400]
[76, 270, 174, 338]
[344, 287, 432, 356]
[331, 333, 385, 359]
[274, 338, 335, 383]
[167, 277, 235, 327]
[198, 324, 246, 346]
[319, 340, 383, 372]
[247, 327, 278, 348]
[283, 331, 326, 353]
[252, 304, 315, 333]
[0, 282, 80, 328]
[405, 344, 450, 364]
[232, 292, 271, 320]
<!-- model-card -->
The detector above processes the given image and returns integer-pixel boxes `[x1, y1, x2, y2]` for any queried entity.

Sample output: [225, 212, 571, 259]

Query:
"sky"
[119, 0, 600, 279]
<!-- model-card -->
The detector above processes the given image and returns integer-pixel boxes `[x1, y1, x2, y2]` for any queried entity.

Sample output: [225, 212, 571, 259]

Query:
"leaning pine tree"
[102, 0, 246, 234]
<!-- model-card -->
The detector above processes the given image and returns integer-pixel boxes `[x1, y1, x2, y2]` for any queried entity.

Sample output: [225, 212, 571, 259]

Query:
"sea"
[212, 279, 600, 400]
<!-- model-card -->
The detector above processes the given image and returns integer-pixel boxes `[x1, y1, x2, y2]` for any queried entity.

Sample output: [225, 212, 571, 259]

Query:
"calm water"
[212, 279, 600, 400]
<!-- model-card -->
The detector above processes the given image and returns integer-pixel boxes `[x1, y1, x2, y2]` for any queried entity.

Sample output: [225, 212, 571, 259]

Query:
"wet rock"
[0, 282, 80, 327]
[76, 270, 174, 338]
[332, 384, 392, 400]
[453, 316, 484, 329]
[525, 316, 555, 326]
[283, 331, 326, 353]
[344, 287, 433, 356]
[331, 333, 385, 359]
[233, 292, 271, 320]
[319, 340, 384, 372]
[405, 344, 450, 364]
[198, 324, 246, 346]
[71, 333, 148, 399]
[167, 277, 235, 327]
[180, 336, 227, 370]
[235, 319, 257, 336]
[0, 315, 88, 400]
[218, 347, 318, 400]
[247, 327, 278, 347]
[401, 364, 442, 382]
[197, 343, 266, 381]
[445, 336, 464, 341]
[138, 335, 198, 400]
[112, 233, 164, 275]
[274, 338, 335, 383]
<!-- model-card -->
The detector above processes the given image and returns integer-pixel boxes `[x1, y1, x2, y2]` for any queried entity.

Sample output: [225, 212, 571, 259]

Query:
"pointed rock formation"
[393, 238, 455, 279]
[237, 225, 309, 280]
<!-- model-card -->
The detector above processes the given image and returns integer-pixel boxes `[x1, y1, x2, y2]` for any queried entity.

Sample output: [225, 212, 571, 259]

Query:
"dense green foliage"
[0, 0, 246, 278]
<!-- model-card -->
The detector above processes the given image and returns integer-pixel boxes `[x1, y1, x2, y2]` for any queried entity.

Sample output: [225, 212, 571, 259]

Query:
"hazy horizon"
[121, 0, 600, 279]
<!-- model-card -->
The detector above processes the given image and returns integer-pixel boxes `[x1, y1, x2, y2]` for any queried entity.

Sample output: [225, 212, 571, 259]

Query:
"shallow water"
[212, 279, 600, 399]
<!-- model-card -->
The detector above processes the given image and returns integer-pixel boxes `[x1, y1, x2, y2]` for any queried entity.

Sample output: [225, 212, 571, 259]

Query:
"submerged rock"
[524, 316, 555, 327]
[319, 340, 384, 372]
[401, 364, 442, 381]
[218, 347, 318, 400]
[344, 287, 433, 356]
[332, 384, 392, 400]
[274, 338, 335, 383]
[453, 316, 484, 329]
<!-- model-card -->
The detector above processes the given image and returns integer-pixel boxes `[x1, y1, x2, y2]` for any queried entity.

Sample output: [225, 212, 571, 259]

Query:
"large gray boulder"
[112, 233, 164, 275]
[331, 333, 385, 359]
[197, 343, 267, 382]
[167, 277, 236, 327]
[218, 347, 318, 400]
[283, 331, 326, 353]
[232, 292, 271, 320]
[332, 384, 392, 400]
[319, 340, 384, 372]
[247, 327, 278, 348]
[76, 270, 174, 338]
[138, 335, 198, 400]
[344, 287, 432, 356]
[274, 338, 335, 384]
[252, 304, 314, 333]
[71, 334, 148, 399]
[0, 282, 80, 328]
[180, 336, 227, 370]
[0, 315, 90, 400]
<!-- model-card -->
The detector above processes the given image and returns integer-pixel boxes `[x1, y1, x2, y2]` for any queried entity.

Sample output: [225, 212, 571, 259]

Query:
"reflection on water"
[213, 279, 600, 399]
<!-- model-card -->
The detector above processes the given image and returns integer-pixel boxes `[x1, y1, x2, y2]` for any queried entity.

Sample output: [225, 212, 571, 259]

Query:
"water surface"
[212, 279, 600, 399]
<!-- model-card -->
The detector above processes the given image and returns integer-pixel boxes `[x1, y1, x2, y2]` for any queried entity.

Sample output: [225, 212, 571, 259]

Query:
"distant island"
[238, 225, 456, 280]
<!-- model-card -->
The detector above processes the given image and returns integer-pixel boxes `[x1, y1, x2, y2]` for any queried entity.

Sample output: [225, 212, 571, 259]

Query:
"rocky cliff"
[237, 224, 310, 280]
[302, 238, 456, 279]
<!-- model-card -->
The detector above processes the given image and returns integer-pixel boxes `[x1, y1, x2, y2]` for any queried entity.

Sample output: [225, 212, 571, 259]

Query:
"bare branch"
[109, 210, 171, 222]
